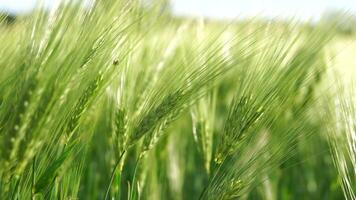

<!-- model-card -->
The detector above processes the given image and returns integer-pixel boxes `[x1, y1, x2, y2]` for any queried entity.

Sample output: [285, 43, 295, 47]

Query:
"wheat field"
[0, 1, 355, 200]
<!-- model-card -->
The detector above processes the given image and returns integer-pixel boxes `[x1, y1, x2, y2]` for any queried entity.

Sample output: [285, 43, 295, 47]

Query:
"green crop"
[0, 1, 355, 200]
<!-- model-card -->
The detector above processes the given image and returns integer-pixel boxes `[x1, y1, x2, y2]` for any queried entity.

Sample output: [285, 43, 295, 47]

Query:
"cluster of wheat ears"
[0, 1, 355, 200]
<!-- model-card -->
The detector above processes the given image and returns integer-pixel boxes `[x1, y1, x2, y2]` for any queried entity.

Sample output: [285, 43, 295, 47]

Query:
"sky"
[171, 0, 356, 21]
[0, 0, 355, 21]
[0, 0, 54, 13]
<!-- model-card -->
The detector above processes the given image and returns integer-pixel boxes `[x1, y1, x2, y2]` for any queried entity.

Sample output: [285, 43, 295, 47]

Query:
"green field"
[0, 1, 355, 200]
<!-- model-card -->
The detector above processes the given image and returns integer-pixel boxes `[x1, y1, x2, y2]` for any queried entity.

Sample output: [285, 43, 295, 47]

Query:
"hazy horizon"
[0, 0, 355, 22]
